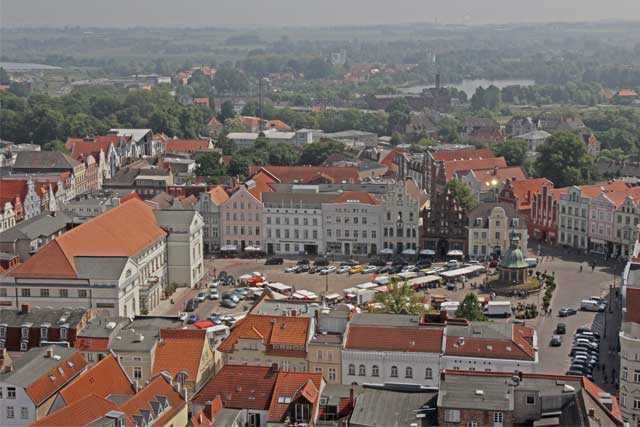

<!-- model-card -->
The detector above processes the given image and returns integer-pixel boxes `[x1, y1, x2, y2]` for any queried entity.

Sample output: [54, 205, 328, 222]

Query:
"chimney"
[588, 408, 595, 417]
[46, 348, 54, 358]
[210, 396, 223, 419]
[21, 304, 31, 314]
[518, 371, 523, 381]
[270, 363, 279, 373]
[440, 371, 446, 382]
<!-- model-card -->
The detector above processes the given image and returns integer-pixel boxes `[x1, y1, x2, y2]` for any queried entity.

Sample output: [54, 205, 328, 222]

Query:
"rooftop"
[109, 316, 185, 353]
[249, 165, 360, 185]
[345, 325, 443, 353]
[0, 306, 87, 328]
[13, 151, 80, 171]
[267, 372, 322, 422]
[152, 328, 207, 380]
[349, 387, 437, 427]
[0, 210, 71, 243]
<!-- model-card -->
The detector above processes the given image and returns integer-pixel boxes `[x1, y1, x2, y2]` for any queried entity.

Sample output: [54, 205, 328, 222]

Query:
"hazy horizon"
[3, 0, 640, 28]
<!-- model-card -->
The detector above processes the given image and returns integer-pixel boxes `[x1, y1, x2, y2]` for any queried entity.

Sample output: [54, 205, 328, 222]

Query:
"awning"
[244, 246, 262, 252]
[380, 248, 394, 255]
[402, 249, 417, 255]
[420, 249, 435, 256]
[194, 321, 214, 329]
[325, 293, 342, 300]
[447, 250, 464, 257]
[220, 244, 238, 251]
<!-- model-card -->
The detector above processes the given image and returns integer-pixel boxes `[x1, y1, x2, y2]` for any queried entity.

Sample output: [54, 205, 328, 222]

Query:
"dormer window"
[476, 218, 482, 226]
[21, 326, 29, 339]
[60, 327, 68, 340]
[0, 324, 6, 338]
[40, 326, 48, 340]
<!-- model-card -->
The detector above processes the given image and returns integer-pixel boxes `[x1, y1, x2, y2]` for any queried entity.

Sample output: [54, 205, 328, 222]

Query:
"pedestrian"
[580, 265, 583, 272]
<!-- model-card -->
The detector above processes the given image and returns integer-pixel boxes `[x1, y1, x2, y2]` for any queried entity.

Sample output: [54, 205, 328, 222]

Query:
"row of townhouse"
[0, 198, 204, 317]
[216, 302, 539, 389]
[218, 170, 422, 257]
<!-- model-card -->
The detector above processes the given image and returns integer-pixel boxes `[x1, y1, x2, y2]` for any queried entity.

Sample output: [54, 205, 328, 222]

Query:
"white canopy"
[220, 244, 238, 251]
[420, 249, 436, 256]
[402, 248, 417, 255]
[439, 265, 485, 278]
[244, 245, 262, 252]
[292, 290, 318, 300]
[356, 282, 378, 290]
[447, 249, 464, 257]
[380, 248, 394, 255]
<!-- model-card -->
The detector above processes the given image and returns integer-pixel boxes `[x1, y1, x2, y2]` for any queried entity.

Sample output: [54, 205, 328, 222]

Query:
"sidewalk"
[151, 287, 190, 316]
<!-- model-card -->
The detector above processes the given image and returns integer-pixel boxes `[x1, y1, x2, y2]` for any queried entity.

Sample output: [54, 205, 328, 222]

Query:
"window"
[317, 350, 323, 360]
[405, 367, 413, 378]
[59, 289, 68, 298]
[623, 367, 628, 380]
[634, 399, 640, 410]
[40, 327, 48, 340]
[21, 288, 30, 297]
[390, 366, 398, 377]
[133, 366, 142, 380]
[0, 325, 5, 338]
[20, 407, 28, 420]
[468, 422, 478, 427]
[358, 365, 365, 376]
[328, 368, 336, 381]
[526, 395, 536, 405]
[633, 370, 640, 383]
[372, 365, 379, 377]
[20, 341, 28, 351]
[78, 290, 88, 298]
[621, 393, 627, 407]
[7, 386, 16, 398]
[445, 409, 460, 423]
[493, 412, 504, 425]
[348, 364, 355, 376]
[7, 406, 14, 419]
[294, 403, 310, 421]
[40, 288, 50, 297]
[425, 368, 433, 379]
[0, 288, 6, 297]
[248, 413, 260, 427]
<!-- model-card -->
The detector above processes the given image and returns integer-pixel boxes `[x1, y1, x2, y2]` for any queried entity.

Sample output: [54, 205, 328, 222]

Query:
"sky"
[3, 0, 640, 27]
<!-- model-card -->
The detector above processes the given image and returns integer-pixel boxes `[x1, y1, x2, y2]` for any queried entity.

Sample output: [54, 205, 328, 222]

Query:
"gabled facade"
[195, 186, 228, 253]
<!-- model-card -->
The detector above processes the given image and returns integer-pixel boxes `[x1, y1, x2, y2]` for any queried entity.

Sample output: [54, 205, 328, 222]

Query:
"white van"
[580, 299, 601, 312]
[484, 301, 512, 317]
[524, 258, 538, 268]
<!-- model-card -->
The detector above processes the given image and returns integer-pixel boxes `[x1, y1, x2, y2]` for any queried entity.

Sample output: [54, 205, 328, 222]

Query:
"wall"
[341, 350, 440, 388]
[0, 383, 35, 427]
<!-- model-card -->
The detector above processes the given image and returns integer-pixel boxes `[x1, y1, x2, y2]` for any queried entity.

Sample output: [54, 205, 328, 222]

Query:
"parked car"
[222, 292, 240, 304]
[550, 335, 562, 346]
[401, 265, 417, 272]
[187, 314, 199, 324]
[207, 315, 223, 325]
[285, 265, 300, 273]
[320, 266, 337, 275]
[209, 281, 220, 288]
[185, 299, 198, 312]
[297, 259, 310, 265]
[220, 299, 237, 309]
[369, 258, 387, 267]
[349, 265, 363, 274]
[489, 259, 499, 268]
[558, 308, 577, 317]
[362, 265, 378, 274]
[217, 271, 228, 280]
[208, 289, 219, 300]
[314, 258, 330, 267]
[265, 257, 284, 265]
[197, 292, 207, 302]
[221, 275, 234, 286]
[377, 265, 391, 274]
[556, 323, 567, 334]
[308, 265, 317, 274]
[337, 266, 351, 274]
[416, 259, 432, 268]
[341, 259, 359, 267]
[447, 260, 460, 269]
[296, 264, 310, 273]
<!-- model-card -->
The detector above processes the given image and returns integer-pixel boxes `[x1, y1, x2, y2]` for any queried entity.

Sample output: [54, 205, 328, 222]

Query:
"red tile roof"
[345, 326, 443, 352]
[0, 179, 29, 206]
[245, 170, 279, 201]
[470, 167, 526, 186]
[217, 314, 310, 355]
[165, 139, 211, 153]
[152, 329, 206, 380]
[249, 166, 360, 184]
[240, 116, 262, 128]
[380, 147, 407, 169]
[582, 377, 623, 423]
[207, 117, 223, 127]
[26, 351, 88, 406]
[265, 119, 291, 131]
[59, 354, 134, 406]
[267, 372, 323, 422]
[615, 88, 639, 98]
[66, 136, 121, 162]
[333, 191, 380, 205]
[577, 182, 629, 199]
[10, 199, 166, 279]
[432, 148, 494, 162]
[192, 365, 278, 410]
[30, 394, 117, 427]
[193, 98, 210, 106]
[626, 287, 640, 324]
[444, 326, 536, 361]
[207, 186, 229, 205]
[444, 158, 507, 181]
[509, 178, 554, 210]
[117, 375, 186, 427]
[603, 186, 640, 208]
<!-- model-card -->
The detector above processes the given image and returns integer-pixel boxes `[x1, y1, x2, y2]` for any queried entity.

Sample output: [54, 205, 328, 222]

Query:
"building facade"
[380, 183, 420, 254]
[468, 203, 528, 260]
[220, 186, 265, 252]
[195, 186, 228, 253]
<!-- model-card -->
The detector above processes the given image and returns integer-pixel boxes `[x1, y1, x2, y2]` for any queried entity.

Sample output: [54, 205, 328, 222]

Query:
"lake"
[399, 78, 535, 97]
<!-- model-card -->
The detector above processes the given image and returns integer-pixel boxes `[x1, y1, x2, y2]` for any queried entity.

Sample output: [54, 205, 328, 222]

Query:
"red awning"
[194, 321, 214, 329]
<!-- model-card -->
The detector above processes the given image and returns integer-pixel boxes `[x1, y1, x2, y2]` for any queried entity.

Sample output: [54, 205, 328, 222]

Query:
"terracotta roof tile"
[333, 191, 380, 205]
[152, 329, 206, 379]
[582, 377, 623, 423]
[192, 365, 278, 410]
[444, 326, 536, 361]
[616, 88, 639, 97]
[267, 373, 323, 422]
[603, 186, 640, 208]
[380, 147, 407, 168]
[0, 179, 29, 205]
[207, 186, 229, 206]
[432, 148, 494, 162]
[165, 139, 211, 153]
[626, 288, 640, 324]
[30, 394, 117, 427]
[509, 178, 554, 210]
[117, 375, 186, 427]
[66, 136, 119, 162]
[266, 119, 291, 130]
[577, 182, 629, 199]
[218, 314, 309, 354]
[470, 167, 526, 186]
[207, 117, 223, 127]
[59, 354, 134, 406]
[245, 170, 279, 201]
[444, 157, 507, 181]
[26, 351, 88, 406]
[249, 166, 360, 184]
[345, 326, 443, 353]
[10, 198, 166, 279]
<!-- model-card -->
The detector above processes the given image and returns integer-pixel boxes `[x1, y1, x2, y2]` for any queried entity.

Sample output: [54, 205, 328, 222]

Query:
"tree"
[300, 141, 345, 166]
[268, 144, 299, 166]
[373, 279, 425, 314]
[218, 100, 236, 122]
[534, 132, 594, 187]
[455, 293, 487, 321]
[195, 152, 224, 177]
[213, 64, 249, 95]
[43, 139, 70, 154]
[0, 67, 10, 85]
[493, 139, 528, 166]
[228, 157, 251, 178]
[446, 178, 478, 211]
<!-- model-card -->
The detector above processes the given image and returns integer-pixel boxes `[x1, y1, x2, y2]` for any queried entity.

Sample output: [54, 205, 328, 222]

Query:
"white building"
[514, 130, 551, 153]
[619, 249, 640, 422]
[226, 129, 296, 148]
[322, 191, 383, 257]
[154, 208, 204, 288]
[467, 203, 528, 259]
[442, 322, 538, 373]
[342, 324, 442, 389]
[195, 186, 228, 253]
[380, 182, 421, 254]
[0, 347, 87, 427]
[0, 202, 16, 233]
[263, 191, 335, 256]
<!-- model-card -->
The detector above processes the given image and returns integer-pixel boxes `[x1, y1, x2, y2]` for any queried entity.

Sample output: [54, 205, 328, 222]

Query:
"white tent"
[244, 245, 262, 252]
[420, 249, 435, 256]
[447, 249, 464, 257]
[220, 244, 238, 251]
[402, 248, 417, 255]
[380, 248, 394, 255]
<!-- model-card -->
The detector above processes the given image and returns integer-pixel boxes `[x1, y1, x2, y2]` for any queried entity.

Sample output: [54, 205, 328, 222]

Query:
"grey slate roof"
[13, 151, 79, 170]
[0, 211, 71, 242]
[0, 346, 79, 388]
[0, 307, 87, 327]
[437, 374, 513, 411]
[109, 316, 184, 353]
[349, 388, 437, 427]
[74, 256, 129, 280]
[262, 191, 337, 208]
[445, 321, 514, 340]
[251, 299, 320, 318]
[153, 208, 197, 228]
[349, 313, 421, 327]
[77, 316, 130, 339]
